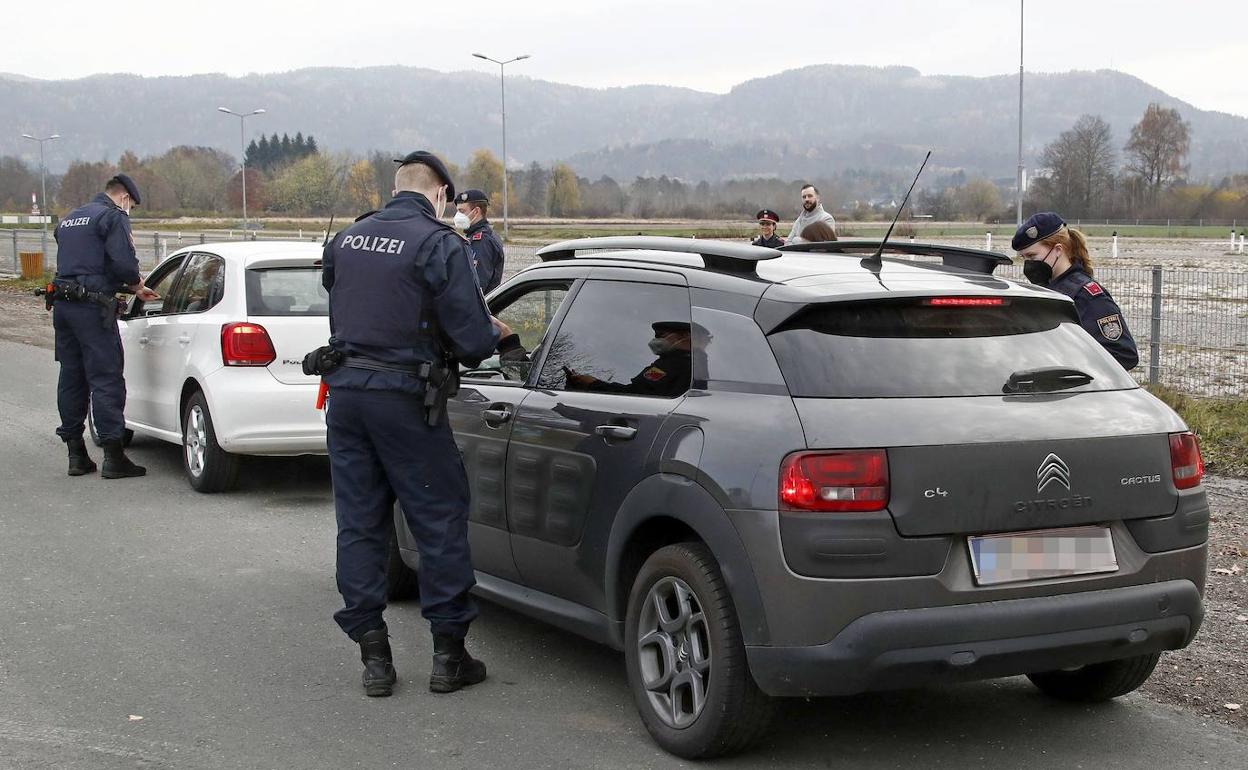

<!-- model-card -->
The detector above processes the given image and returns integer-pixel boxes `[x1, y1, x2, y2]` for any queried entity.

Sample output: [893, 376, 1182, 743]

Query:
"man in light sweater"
[787, 184, 838, 244]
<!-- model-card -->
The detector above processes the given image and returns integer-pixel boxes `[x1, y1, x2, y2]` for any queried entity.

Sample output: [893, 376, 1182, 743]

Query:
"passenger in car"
[1013, 212, 1139, 370]
[496, 320, 693, 398]
[565, 321, 692, 397]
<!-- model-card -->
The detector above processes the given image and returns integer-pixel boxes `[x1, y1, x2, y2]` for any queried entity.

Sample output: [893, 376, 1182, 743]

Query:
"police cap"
[109, 174, 142, 206]
[1012, 211, 1066, 251]
[455, 189, 489, 204]
[756, 209, 779, 224]
[652, 321, 691, 336]
[393, 151, 456, 201]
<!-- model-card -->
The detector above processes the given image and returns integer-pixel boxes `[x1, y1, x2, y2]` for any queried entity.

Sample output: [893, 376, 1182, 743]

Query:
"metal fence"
[5, 230, 1245, 398]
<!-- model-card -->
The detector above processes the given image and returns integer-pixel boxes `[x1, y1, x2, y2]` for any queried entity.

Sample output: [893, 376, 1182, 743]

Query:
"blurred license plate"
[968, 526, 1117, 586]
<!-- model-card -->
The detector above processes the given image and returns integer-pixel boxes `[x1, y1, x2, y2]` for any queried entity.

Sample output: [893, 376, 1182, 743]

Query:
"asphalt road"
[1, 338, 1246, 770]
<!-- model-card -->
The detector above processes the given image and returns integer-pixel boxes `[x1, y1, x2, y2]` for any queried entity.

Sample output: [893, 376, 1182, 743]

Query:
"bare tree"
[1125, 103, 1190, 202]
[1034, 115, 1117, 218]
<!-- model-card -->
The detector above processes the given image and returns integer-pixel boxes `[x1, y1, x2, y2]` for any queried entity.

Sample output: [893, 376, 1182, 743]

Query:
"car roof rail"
[780, 239, 1013, 275]
[536, 236, 782, 275]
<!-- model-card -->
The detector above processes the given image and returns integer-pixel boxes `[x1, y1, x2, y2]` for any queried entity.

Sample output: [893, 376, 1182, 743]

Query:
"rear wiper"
[1003, 367, 1094, 394]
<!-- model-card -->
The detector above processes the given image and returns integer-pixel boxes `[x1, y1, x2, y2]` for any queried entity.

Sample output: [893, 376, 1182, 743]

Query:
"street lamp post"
[22, 132, 59, 255]
[472, 53, 530, 240]
[217, 107, 266, 231]
[1016, 0, 1025, 227]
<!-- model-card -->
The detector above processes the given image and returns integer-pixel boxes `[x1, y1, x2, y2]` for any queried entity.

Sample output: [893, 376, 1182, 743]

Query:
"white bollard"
[1240, 234, 1245, 254]
[1232, 230, 1238, 249]
[299, 229, 303, 238]
[1112, 232, 1119, 259]
[985, 232, 992, 250]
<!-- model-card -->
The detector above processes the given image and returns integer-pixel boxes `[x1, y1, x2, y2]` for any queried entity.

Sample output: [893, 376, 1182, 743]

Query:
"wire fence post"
[1149, 265, 1163, 386]
[11, 230, 18, 274]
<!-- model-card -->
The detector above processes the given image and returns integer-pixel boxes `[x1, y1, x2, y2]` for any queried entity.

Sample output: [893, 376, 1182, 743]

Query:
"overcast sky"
[5, 0, 1246, 117]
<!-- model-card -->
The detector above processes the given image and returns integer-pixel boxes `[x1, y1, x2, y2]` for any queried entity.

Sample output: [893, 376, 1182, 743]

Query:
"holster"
[422, 358, 460, 427]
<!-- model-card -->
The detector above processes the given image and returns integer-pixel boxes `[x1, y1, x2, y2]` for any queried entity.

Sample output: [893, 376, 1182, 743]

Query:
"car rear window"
[766, 298, 1138, 397]
[245, 267, 328, 317]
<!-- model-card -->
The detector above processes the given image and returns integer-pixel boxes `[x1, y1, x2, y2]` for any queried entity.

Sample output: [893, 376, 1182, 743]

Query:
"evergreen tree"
[280, 133, 292, 162]
[256, 136, 271, 170]
[294, 132, 306, 158]
[307, 136, 318, 155]
[244, 139, 260, 168]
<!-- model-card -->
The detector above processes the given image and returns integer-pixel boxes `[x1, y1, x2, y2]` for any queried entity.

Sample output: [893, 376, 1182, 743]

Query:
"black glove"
[302, 345, 343, 376]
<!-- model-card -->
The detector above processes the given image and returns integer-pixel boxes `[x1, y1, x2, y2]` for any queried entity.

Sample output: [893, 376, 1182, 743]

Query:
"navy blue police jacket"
[464, 218, 505, 293]
[321, 192, 499, 394]
[1048, 267, 1139, 371]
[53, 193, 141, 293]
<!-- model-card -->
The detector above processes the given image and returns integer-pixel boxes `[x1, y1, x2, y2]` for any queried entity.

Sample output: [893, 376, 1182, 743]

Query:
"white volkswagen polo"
[97, 241, 330, 492]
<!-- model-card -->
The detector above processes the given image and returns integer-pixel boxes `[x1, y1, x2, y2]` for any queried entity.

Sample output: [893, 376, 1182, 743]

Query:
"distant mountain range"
[2, 64, 1245, 183]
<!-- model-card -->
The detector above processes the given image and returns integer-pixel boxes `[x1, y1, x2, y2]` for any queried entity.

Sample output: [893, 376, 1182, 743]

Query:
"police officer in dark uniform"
[453, 189, 506, 292]
[751, 209, 785, 248]
[1013, 212, 1139, 370]
[320, 150, 502, 697]
[562, 321, 693, 398]
[51, 174, 159, 478]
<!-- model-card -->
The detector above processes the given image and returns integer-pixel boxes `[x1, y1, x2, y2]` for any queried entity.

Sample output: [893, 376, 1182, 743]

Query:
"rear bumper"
[203, 369, 327, 455]
[746, 579, 1202, 697]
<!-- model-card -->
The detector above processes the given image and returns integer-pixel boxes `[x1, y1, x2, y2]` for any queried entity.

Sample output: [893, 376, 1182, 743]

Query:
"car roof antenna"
[865, 150, 931, 268]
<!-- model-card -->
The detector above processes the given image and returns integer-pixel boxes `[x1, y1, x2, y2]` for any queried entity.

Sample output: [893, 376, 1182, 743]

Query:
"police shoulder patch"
[642, 366, 666, 382]
[1097, 314, 1123, 341]
[1084, 281, 1104, 296]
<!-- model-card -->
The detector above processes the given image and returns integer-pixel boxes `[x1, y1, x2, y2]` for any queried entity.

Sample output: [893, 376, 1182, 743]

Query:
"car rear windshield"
[245, 267, 328, 317]
[766, 298, 1139, 397]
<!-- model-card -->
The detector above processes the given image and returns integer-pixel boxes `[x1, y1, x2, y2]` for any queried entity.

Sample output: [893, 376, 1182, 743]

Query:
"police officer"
[1013, 212, 1139, 370]
[562, 321, 693, 398]
[453, 189, 506, 293]
[751, 209, 785, 248]
[51, 174, 159, 478]
[321, 150, 502, 697]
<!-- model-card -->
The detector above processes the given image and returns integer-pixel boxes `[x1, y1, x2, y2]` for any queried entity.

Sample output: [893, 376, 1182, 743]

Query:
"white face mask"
[453, 211, 471, 230]
[648, 337, 674, 355]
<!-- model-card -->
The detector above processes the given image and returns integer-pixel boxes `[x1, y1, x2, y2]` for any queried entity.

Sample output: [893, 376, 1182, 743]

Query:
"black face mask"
[1023, 259, 1053, 286]
[1023, 245, 1058, 286]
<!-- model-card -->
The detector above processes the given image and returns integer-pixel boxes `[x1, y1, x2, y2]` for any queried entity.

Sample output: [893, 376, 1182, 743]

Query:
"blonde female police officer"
[1013, 212, 1138, 370]
[321, 151, 502, 697]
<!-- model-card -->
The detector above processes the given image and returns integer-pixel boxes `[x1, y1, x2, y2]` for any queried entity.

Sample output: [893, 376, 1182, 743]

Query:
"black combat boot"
[65, 437, 97, 476]
[100, 441, 146, 479]
[429, 634, 487, 693]
[359, 626, 397, 697]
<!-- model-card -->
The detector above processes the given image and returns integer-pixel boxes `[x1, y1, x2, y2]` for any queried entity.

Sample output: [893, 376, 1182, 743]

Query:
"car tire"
[386, 508, 420, 601]
[624, 542, 775, 760]
[87, 401, 133, 448]
[181, 391, 240, 493]
[1027, 652, 1162, 702]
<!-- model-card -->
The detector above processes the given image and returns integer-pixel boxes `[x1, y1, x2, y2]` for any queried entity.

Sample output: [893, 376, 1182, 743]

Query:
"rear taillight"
[924, 297, 1007, 307]
[1168, 432, 1204, 490]
[221, 322, 276, 366]
[779, 450, 889, 512]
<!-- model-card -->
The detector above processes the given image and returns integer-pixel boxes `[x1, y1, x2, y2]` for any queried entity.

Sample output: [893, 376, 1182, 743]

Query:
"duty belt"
[342, 355, 433, 378]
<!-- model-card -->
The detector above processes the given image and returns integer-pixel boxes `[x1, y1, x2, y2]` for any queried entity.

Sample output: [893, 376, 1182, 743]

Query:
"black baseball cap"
[393, 151, 456, 201]
[109, 174, 141, 206]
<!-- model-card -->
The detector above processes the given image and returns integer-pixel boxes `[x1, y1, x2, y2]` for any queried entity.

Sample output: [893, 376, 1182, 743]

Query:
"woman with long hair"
[1013, 212, 1138, 370]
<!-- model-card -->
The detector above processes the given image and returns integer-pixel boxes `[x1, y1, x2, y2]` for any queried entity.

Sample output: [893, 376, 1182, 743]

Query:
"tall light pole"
[22, 132, 59, 256]
[1016, 0, 1025, 227]
[217, 107, 266, 230]
[472, 53, 530, 240]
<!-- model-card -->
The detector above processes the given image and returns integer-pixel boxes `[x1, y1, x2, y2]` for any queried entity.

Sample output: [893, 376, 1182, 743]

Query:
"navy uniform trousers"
[54, 299, 127, 442]
[326, 386, 477, 641]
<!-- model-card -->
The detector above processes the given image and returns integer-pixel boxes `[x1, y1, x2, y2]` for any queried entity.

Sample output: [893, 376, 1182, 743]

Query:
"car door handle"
[594, 424, 638, 441]
[482, 405, 514, 427]
[138, 336, 150, 346]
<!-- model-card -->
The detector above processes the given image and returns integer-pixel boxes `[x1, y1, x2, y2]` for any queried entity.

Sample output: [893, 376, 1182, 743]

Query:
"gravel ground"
[0, 281, 1242, 730]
